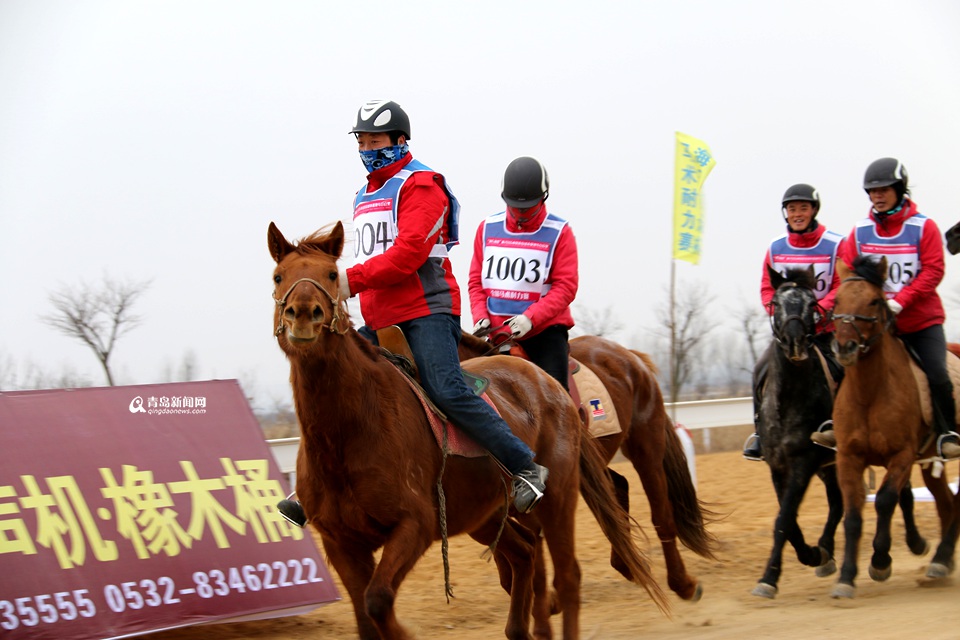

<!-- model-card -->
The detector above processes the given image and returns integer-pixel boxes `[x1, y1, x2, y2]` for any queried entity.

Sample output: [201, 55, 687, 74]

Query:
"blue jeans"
[379, 314, 536, 475]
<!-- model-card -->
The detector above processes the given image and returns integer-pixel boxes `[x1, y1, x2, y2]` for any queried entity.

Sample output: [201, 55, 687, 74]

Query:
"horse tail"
[577, 427, 670, 614]
[628, 349, 721, 559]
[662, 417, 721, 559]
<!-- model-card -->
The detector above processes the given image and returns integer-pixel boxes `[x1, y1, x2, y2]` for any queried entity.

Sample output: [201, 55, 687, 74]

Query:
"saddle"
[479, 326, 622, 439]
[376, 326, 490, 458]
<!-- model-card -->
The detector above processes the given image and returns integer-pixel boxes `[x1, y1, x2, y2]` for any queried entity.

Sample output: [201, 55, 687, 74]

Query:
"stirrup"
[742, 433, 763, 461]
[936, 432, 960, 460]
[810, 420, 837, 451]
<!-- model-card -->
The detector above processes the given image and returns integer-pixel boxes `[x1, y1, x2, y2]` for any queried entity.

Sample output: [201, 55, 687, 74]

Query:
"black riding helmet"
[349, 100, 411, 141]
[781, 183, 820, 213]
[863, 157, 908, 200]
[502, 157, 549, 209]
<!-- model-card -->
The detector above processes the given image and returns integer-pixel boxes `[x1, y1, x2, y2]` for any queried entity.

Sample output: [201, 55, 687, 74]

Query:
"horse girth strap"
[812, 344, 838, 401]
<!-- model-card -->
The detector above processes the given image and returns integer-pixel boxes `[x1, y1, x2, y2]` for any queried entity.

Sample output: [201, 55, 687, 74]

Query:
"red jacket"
[468, 204, 578, 337]
[837, 199, 945, 334]
[345, 155, 461, 330]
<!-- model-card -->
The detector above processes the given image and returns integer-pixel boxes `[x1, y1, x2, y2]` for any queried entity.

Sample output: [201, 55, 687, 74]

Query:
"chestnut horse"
[829, 256, 958, 598]
[268, 222, 665, 640]
[459, 332, 717, 615]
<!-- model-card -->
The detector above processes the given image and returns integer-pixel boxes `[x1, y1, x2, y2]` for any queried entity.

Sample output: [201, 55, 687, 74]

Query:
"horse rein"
[273, 277, 350, 337]
[828, 275, 895, 355]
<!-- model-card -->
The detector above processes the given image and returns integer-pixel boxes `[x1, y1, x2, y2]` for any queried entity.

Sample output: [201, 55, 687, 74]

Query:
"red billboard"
[0, 380, 339, 640]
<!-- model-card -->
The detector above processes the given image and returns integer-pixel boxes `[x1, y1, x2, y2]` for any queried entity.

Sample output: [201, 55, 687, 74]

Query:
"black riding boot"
[929, 381, 960, 460]
[744, 360, 767, 461]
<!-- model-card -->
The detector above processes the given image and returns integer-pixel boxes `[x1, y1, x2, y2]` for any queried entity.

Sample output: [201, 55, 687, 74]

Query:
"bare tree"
[732, 300, 768, 367]
[572, 303, 624, 338]
[42, 276, 151, 386]
[655, 280, 716, 403]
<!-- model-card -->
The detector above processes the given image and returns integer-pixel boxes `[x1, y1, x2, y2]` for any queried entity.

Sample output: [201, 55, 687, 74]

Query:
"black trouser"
[901, 324, 956, 436]
[518, 324, 570, 391]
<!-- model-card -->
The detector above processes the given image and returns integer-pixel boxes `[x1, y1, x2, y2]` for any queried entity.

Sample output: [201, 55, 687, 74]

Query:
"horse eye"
[328, 270, 337, 281]
[274, 274, 282, 284]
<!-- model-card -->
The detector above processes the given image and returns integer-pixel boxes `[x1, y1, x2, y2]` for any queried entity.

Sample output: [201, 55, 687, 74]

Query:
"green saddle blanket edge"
[463, 370, 489, 396]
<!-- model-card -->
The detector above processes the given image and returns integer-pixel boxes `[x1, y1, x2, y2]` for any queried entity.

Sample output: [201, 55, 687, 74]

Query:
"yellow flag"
[672, 132, 716, 264]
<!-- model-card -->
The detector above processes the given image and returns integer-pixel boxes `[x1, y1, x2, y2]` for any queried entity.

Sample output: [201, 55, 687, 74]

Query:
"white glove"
[338, 267, 352, 299]
[506, 314, 533, 339]
[888, 300, 903, 315]
[473, 318, 491, 334]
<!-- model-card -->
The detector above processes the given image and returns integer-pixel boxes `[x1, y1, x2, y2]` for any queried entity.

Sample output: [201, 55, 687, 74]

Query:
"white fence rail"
[266, 396, 753, 476]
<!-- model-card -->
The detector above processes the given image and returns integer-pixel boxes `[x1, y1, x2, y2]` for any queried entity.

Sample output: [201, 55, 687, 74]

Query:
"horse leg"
[869, 458, 913, 582]
[532, 490, 580, 640]
[472, 518, 538, 640]
[814, 464, 842, 577]
[364, 518, 433, 640]
[606, 468, 633, 579]
[623, 431, 702, 601]
[897, 481, 930, 555]
[832, 452, 867, 598]
[920, 464, 958, 578]
[319, 534, 381, 640]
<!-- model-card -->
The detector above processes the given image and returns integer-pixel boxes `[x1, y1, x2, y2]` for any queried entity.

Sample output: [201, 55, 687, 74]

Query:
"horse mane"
[296, 224, 344, 257]
[850, 255, 886, 288]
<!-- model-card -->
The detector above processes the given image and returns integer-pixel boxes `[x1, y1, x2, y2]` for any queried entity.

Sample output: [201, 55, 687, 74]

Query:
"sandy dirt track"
[147, 450, 959, 640]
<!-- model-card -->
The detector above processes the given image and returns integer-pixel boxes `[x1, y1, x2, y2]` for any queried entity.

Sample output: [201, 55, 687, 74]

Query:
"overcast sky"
[2, 0, 959, 408]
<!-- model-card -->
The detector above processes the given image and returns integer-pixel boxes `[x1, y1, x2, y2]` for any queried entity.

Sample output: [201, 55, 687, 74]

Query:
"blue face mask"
[359, 143, 409, 173]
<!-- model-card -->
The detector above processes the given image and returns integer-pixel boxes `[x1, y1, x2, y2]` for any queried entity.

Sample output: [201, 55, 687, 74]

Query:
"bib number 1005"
[355, 221, 394, 258]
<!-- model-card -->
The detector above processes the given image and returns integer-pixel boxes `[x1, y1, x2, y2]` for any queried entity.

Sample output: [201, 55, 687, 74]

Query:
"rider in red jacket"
[468, 157, 579, 390]
[810, 158, 960, 460]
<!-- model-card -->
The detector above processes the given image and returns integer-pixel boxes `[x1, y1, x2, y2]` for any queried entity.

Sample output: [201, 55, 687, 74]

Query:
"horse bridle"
[273, 277, 350, 337]
[769, 282, 819, 349]
[828, 275, 894, 355]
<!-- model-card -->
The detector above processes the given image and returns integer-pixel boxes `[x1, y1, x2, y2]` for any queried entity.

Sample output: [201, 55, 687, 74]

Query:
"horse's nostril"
[284, 307, 295, 320]
[312, 305, 323, 321]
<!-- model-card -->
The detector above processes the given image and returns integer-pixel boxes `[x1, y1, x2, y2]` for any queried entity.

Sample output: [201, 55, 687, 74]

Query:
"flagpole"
[669, 258, 677, 424]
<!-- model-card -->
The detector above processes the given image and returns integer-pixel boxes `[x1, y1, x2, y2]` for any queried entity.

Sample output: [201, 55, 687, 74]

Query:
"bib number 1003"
[484, 255, 542, 284]
[355, 221, 394, 258]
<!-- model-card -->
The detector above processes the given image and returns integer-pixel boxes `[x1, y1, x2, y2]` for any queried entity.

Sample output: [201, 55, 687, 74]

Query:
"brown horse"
[829, 256, 958, 597]
[459, 333, 717, 612]
[268, 221, 665, 640]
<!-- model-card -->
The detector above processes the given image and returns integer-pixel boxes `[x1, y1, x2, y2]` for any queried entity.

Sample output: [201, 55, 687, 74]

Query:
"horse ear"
[327, 221, 345, 259]
[876, 256, 888, 280]
[268, 222, 294, 264]
[837, 259, 853, 281]
[768, 264, 785, 289]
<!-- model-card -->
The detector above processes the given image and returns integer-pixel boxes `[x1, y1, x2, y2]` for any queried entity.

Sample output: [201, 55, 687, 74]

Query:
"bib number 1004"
[355, 221, 394, 258]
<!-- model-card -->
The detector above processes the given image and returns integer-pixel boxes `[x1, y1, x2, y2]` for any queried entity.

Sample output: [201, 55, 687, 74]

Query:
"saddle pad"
[396, 367, 489, 458]
[908, 354, 960, 425]
[572, 360, 622, 438]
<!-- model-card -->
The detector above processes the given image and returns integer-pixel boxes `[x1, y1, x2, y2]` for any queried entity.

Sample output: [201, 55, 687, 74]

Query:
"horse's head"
[831, 255, 894, 366]
[267, 221, 351, 348]
[767, 264, 820, 362]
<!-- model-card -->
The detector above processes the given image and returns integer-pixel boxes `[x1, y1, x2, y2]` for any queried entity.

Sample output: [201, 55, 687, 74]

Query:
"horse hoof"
[909, 538, 931, 556]
[687, 583, 703, 602]
[830, 583, 855, 599]
[926, 562, 954, 579]
[751, 582, 777, 599]
[868, 564, 892, 582]
[815, 558, 837, 578]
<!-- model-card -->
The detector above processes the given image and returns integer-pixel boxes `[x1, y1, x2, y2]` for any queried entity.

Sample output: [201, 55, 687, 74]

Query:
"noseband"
[273, 277, 350, 337]
[829, 275, 894, 355]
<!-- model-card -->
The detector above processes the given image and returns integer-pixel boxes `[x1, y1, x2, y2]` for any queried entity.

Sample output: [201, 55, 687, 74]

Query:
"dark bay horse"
[750, 266, 843, 598]
[459, 332, 717, 612]
[268, 221, 664, 640]
[830, 256, 958, 597]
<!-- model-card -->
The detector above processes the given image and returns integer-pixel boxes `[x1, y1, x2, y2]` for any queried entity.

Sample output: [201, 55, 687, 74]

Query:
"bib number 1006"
[355, 221, 394, 258]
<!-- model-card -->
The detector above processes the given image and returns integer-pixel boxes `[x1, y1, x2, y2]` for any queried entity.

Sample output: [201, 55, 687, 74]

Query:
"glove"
[472, 318, 491, 335]
[887, 300, 903, 315]
[505, 314, 533, 339]
[338, 267, 352, 299]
